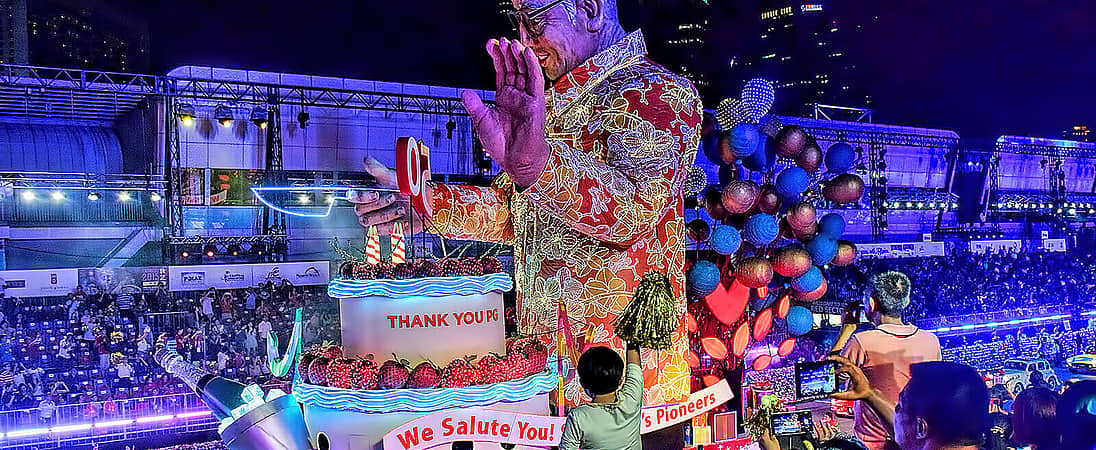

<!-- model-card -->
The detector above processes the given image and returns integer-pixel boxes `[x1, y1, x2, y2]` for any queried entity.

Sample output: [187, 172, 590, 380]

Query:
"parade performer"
[352, 0, 701, 406]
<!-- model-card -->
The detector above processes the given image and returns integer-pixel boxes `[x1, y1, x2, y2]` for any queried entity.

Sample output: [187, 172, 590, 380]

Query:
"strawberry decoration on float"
[688, 78, 864, 385]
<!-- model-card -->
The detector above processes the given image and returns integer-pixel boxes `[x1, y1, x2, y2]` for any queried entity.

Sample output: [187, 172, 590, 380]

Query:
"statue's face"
[513, 0, 589, 81]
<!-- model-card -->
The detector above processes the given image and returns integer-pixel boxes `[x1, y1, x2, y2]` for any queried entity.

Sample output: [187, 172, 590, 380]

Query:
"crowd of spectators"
[0, 279, 331, 427]
[827, 250, 1096, 322]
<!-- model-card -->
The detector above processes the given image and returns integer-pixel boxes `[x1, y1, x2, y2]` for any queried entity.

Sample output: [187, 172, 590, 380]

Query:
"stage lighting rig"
[228, 244, 242, 256]
[203, 244, 217, 258]
[297, 110, 310, 128]
[87, 192, 101, 201]
[214, 105, 234, 128]
[177, 103, 196, 126]
[250, 105, 269, 129]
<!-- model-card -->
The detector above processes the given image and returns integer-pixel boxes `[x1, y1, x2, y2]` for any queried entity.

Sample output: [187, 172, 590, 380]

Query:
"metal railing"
[0, 392, 207, 431]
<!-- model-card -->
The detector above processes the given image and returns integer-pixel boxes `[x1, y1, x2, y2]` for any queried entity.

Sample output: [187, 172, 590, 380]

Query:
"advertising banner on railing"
[857, 241, 945, 259]
[969, 239, 1023, 255]
[1042, 238, 1067, 252]
[0, 268, 80, 297]
[167, 261, 330, 291]
[78, 267, 169, 294]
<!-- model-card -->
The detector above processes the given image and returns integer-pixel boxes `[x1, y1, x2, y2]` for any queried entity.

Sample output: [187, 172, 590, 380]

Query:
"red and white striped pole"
[391, 222, 406, 264]
[365, 225, 381, 265]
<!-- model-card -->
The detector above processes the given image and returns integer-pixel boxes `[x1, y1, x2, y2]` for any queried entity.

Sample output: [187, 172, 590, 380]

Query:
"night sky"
[118, 0, 1094, 141]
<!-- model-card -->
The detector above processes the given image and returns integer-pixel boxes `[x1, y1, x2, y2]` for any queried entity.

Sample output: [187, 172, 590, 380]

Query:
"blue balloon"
[710, 226, 742, 255]
[742, 136, 776, 172]
[743, 213, 779, 246]
[775, 167, 810, 199]
[786, 305, 814, 336]
[701, 134, 722, 166]
[688, 261, 722, 296]
[790, 266, 823, 292]
[729, 124, 759, 158]
[825, 142, 856, 173]
[818, 213, 845, 238]
[806, 236, 838, 266]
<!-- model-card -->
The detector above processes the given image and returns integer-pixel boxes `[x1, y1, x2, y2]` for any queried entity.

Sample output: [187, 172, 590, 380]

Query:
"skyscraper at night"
[660, 1, 712, 94]
[0, 0, 148, 72]
[732, 1, 871, 115]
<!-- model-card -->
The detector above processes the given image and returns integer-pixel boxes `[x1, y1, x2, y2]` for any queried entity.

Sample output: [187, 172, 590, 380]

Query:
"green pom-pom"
[613, 272, 679, 350]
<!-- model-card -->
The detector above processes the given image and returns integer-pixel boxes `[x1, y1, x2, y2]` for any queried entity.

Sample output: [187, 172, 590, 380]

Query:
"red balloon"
[778, 337, 797, 357]
[701, 337, 728, 360]
[776, 295, 792, 319]
[686, 350, 701, 369]
[756, 184, 782, 214]
[703, 374, 723, 387]
[796, 142, 823, 173]
[833, 240, 858, 266]
[786, 201, 817, 231]
[686, 313, 699, 333]
[752, 354, 773, 371]
[793, 277, 828, 302]
[705, 279, 750, 326]
[772, 247, 812, 278]
[687, 219, 711, 243]
[732, 322, 751, 358]
[776, 125, 808, 158]
[823, 174, 865, 204]
[736, 257, 773, 288]
[753, 308, 774, 341]
[721, 180, 760, 214]
[703, 187, 729, 220]
[793, 221, 819, 242]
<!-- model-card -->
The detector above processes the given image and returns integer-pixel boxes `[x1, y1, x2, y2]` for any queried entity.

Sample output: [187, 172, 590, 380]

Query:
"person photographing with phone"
[828, 271, 942, 450]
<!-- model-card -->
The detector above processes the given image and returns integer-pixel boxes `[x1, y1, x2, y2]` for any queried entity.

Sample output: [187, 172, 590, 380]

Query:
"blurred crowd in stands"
[0, 279, 331, 427]
[828, 250, 1096, 321]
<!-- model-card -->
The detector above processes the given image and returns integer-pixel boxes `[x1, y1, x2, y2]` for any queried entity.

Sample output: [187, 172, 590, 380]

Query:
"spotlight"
[214, 105, 234, 128]
[298, 194, 311, 204]
[150, 192, 162, 202]
[51, 190, 64, 201]
[1056, 208, 1063, 214]
[297, 110, 310, 128]
[227, 244, 242, 256]
[20, 190, 35, 202]
[203, 244, 217, 258]
[324, 194, 334, 204]
[118, 192, 131, 202]
[446, 119, 456, 139]
[177, 103, 196, 126]
[252, 242, 266, 256]
[1089, 209, 1095, 214]
[951, 202, 958, 208]
[1068, 208, 1077, 215]
[916, 201, 925, 208]
[928, 201, 937, 208]
[87, 192, 101, 201]
[905, 201, 913, 208]
[180, 250, 190, 258]
[250, 105, 269, 129]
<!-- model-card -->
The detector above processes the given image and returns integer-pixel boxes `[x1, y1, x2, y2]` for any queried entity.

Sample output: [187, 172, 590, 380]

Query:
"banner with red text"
[642, 379, 734, 433]
[383, 409, 564, 450]
[382, 380, 733, 450]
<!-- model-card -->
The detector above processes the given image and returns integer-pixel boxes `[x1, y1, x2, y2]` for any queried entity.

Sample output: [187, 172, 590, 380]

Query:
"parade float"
[154, 78, 865, 450]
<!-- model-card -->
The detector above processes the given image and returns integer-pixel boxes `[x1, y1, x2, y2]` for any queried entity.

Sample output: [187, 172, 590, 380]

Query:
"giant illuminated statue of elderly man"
[353, 0, 701, 407]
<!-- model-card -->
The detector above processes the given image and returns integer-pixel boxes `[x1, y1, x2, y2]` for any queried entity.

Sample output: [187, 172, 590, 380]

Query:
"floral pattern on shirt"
[429, 31, 701, 406]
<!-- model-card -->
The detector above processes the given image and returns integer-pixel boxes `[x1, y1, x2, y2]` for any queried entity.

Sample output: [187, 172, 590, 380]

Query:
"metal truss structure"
[781, 116, 961, 241]
[812, 103, 872, 123]
[996, 135, 1096, 159]
[0, 64, 476, 265]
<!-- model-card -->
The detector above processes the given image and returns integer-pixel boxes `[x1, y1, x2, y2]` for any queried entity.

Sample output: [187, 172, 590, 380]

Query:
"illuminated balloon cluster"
[688, 79, 865, 381]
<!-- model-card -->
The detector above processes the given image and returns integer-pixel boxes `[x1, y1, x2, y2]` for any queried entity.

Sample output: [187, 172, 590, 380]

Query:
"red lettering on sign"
[438, 313, 449, 326]
[398, 315, 411, 328]
[411, 315, 423, 328]
[441, 418, 454, 436]
[396, 426, 425, 449]
[388, 315, 398, 328]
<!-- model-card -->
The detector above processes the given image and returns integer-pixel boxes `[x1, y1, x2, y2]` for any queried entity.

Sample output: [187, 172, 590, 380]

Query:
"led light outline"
[0, 410, 213, 441]
[329, 273, 513, 299]
[251, 186, 400, 218]
[929, 312, 1087, 333]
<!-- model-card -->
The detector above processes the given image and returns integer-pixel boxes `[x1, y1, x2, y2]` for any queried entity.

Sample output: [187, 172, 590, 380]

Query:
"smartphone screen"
[795, 360, 839, 399]
[770, 410, 814, 437]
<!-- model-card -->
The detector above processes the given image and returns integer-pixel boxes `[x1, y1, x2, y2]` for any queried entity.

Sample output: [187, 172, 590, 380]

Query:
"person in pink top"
[831, 271, 942, 450]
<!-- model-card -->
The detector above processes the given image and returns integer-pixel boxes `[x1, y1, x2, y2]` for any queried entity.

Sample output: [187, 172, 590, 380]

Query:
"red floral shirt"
[431, 31, 701, 406]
